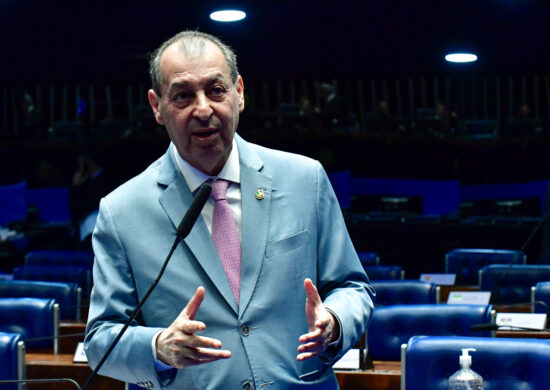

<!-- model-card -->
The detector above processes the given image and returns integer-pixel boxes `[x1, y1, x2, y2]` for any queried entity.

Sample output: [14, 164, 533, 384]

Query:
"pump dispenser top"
[459, 348, 475, 368]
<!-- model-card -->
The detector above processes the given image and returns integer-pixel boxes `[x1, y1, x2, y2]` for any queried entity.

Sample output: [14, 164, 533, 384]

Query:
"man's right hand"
[156, 286, 231, 368]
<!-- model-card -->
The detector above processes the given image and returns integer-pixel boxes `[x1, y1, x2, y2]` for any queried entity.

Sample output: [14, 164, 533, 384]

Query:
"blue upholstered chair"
[0, 280, 81, 320]
[0, 182, 27, 227]
[363, 265, 404, 281]
[370, 280, 440, 307]
[357, 251, 380, 266]
[0, 332, 25, 390]
[445, 248, 526, 285]
[531, 281, 550, 314]
[479, 264, 550, 305]
[0, 298, 59, 354]
[367, 304, 494, 361]
[401, 335, 550, 390]
[13, 265, 92, 298]
[24, 250, 93, 268]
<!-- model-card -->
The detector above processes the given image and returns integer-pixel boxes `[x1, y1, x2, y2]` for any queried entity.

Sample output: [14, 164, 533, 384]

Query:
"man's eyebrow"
[166, 73, 229, 94]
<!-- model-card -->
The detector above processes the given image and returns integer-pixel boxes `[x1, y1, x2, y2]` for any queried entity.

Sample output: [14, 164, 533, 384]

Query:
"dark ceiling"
[1, 0, 549, 84]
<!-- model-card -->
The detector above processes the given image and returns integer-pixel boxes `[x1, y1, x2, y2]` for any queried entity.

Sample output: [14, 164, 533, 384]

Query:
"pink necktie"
[210, 179, 241, 304]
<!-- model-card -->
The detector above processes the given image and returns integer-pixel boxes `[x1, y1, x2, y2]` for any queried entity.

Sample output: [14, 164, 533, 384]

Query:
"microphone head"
[470, 323, 499, 331]
[177, 184, 212, 240]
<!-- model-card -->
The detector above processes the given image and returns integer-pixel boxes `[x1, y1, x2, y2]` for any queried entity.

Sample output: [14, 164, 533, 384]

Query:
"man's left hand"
[297, 278, 340, 361]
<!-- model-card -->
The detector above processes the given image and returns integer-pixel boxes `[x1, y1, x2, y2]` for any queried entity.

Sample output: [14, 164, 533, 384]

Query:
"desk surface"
[26, 353, 125, 390]
[336, 361, 401, 390]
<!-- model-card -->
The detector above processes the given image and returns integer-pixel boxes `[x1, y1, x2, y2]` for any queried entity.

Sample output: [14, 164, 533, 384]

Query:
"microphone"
[470, 323, 500, 331]
[471, 323, 548, 331]
[470, 301, 549, 331]
[81, 183, 212, 390]
[24, 332, 86, 343]
[491, 206, 550, 303]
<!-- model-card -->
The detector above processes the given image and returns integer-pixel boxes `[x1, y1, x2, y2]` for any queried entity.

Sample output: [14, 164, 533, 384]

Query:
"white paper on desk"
[73, 342, 88, 363]
[333, 348, 360, 370]
[496, 313, 547, 330]
[447, 291, 491, 305]
[419, 273, 456, 285]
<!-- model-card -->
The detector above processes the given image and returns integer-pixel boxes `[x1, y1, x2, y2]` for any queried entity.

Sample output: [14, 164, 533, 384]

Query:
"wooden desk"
[336, 361, 401, 390]
[497, 330, 550, 339]
[59, 322, 86, 354]
[26, 353, 125, 390]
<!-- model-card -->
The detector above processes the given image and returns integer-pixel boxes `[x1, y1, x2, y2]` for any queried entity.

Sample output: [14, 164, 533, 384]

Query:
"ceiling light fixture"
[210, 10, 246, 22]
[445, 53, 478, 63]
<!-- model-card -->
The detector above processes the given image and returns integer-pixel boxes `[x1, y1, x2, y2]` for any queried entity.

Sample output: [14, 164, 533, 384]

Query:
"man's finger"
[298, 328, 323, 343]
[178, 334, 224, 349]
[177, 320, 206, 335]
[193, 347, 232, 360]
[296, 351, 317, 361]
[182, 286, 205, 320]
[304, 278, 322, 306]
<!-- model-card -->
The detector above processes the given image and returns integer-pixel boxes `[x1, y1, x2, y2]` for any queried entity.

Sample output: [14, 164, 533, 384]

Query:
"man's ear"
[236, 76, 245, 113]
[148, 89, 165, 125]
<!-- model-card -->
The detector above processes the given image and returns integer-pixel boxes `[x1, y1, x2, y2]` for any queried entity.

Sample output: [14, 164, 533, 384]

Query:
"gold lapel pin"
[255, 188, 265, 200]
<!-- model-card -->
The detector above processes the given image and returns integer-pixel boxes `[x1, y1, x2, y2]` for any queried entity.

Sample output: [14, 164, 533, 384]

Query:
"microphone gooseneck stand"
[491, 206, 550, 304]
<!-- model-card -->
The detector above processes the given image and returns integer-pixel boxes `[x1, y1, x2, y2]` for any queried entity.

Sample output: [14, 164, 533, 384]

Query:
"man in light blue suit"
[84, 30, 374, 390]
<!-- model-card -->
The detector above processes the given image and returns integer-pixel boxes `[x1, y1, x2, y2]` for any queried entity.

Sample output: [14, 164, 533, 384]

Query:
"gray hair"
[149, 30, 239, 96]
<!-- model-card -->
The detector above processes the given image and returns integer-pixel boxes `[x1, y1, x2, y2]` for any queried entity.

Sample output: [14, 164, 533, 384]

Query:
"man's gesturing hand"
[156, 286, 231, 368]
[297, 278, 340, 361]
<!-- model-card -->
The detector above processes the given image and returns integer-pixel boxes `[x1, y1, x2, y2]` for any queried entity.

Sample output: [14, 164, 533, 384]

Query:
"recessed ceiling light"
[210, 10, 246, 22]
[445, 53, 478, 63]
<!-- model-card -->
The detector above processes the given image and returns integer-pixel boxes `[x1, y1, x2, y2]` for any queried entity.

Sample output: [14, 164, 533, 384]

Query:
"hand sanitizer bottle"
[448, 348, 484, 390]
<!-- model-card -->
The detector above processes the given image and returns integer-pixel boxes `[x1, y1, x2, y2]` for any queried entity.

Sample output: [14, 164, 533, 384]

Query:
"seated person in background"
[69, 149, 117, 250]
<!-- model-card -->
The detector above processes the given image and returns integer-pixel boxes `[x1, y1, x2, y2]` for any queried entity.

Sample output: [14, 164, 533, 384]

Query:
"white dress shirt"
[171, 139, 242, 241]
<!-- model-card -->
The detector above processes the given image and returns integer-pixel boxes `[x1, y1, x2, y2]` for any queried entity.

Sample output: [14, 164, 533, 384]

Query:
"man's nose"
[193, 93, 213, 121]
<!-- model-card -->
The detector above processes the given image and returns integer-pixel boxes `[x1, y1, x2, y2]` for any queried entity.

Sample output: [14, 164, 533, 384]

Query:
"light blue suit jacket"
[84, 134, 374, 389]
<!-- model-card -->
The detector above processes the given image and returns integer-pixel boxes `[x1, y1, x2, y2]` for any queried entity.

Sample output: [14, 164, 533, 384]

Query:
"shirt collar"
[172, 138, 240, 193]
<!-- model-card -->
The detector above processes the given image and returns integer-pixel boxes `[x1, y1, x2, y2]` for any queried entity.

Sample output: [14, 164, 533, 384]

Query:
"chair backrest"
[532, 282, 550, 314]
[362, 265, 404, 280]
[367, 304, 494, 360]
[445, 248, 526, 285]
[0, 332, 25, 390]
[402, 335, 550, 390]
[370, 280, 439, 307]
[25, 188, 71, 224]
[0, 280, 81, 320]
[357, 251, 380, 266]
[480, 264, 550, 304]
[13, 265, 92, 298]
[24, 250, 94, 268]
[0, 298, 59, 353]
[0, 182, 26, 226]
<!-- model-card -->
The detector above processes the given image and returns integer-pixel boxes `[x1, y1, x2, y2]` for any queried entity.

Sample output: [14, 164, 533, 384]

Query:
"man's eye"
[210, 86, 226, 96]
[174, 92, 192, 101]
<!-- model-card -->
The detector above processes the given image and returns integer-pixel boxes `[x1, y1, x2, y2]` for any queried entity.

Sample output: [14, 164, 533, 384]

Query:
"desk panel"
[336, 361, 401, 390]
[26, 353, 125, 390]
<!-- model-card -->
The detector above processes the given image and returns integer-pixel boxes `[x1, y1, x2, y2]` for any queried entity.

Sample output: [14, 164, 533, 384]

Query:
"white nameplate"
[333, 348, 360, 370]
[447, 291, 491, 305]
[73, 342, 88, 363]
[419, 273, 456, 286]
[496, 313, 547, 330]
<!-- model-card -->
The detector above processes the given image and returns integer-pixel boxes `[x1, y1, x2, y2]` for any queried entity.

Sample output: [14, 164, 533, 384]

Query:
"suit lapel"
[157, 150, 239, 314]
[236, 136, 272, 317]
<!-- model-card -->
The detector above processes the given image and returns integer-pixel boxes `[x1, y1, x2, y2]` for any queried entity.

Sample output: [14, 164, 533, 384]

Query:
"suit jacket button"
[242, 380, 254, 390]
[241, 325, 250, 336]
